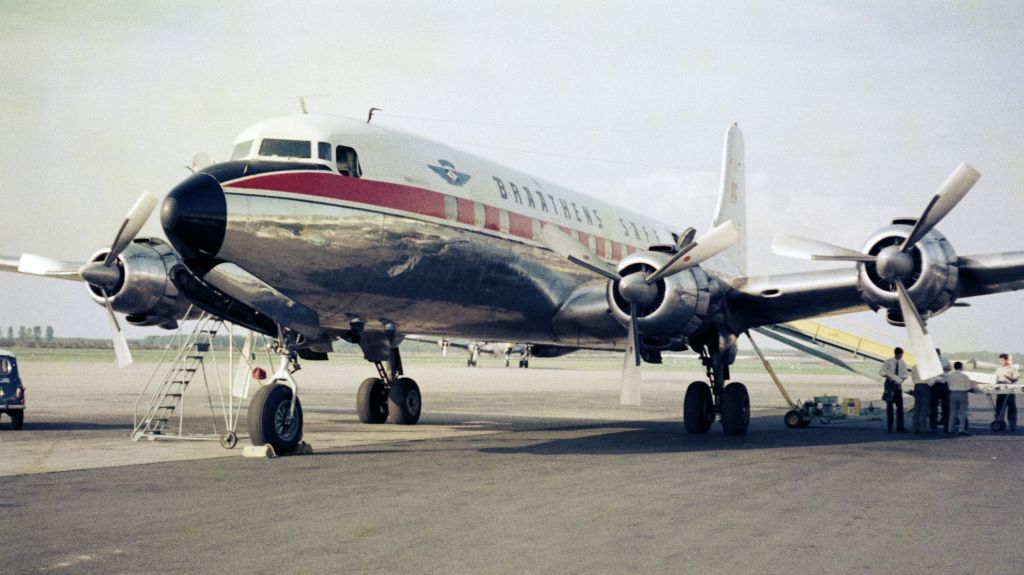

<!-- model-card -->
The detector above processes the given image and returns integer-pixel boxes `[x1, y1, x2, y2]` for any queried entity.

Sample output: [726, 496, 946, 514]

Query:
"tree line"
[0, 325, 55, 345]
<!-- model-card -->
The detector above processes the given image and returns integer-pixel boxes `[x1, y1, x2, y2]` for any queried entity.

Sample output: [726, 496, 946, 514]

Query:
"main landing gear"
[248, 334, 305, 454]
[356, 346, 421, 425]
[682, 343, 750, 435]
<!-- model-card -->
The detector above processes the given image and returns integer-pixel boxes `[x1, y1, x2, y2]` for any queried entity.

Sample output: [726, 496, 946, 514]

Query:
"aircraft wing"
[724, 251, 1024, 332]
[404, 335, 499, 355]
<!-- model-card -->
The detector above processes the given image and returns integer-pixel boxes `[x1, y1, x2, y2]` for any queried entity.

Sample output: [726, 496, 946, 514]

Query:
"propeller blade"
[536, 224, 618, 280]
[645, 220, 740, 284]
[104, 190, 159, 266]
[675, 227, 697, 250]
[100, 288, 133, 368]
[894, 281, 943, 380]
[771, 234, 874, 262]
[900, 162, 980, 252]
[620, 302, 642, 406]
[17, 253, 83, 279]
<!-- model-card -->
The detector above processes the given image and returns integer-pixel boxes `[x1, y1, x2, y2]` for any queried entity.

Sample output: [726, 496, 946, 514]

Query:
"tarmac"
[1, 356, 1022, 574]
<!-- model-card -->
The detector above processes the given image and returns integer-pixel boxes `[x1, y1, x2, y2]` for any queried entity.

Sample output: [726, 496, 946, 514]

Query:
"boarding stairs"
[132, 311, 228, 439]
[754, 319, 914, 378]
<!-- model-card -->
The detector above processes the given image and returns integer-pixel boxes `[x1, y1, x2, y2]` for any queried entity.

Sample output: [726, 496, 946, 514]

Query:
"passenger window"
[318, 142, 331, 161]
[259, 139, 312, 159]
[336, 145, 361, 177]
[0, 359, 9, 374]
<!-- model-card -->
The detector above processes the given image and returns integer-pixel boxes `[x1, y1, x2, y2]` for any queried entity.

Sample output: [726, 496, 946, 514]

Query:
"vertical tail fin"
[711, 124, 746, 276]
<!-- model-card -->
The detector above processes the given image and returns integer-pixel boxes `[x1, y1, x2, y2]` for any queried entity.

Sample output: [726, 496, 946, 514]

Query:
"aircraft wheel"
[720, 382, 750, 435]
[248, 384, 303, 453]
[784, 410, 802, 428]
[683, 381, 714, 434]
[356, 377, 389, 424]
[388, 377, 422, 425]
[10, 411, 24, 430]
[991, 420, 1006, 432]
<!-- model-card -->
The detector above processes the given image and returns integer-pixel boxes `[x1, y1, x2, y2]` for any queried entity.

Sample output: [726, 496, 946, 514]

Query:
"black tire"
[797, 418, 811, 428]
[248, 384, 303, 453]
[10, 411, 24, 431]
[388, 377, 422, 425]
[356, 377, 389, 424]
[991, 420, 1006, 432]
[784, 410, 802, 428]
[720, 382, 750, 435]
[683, 381, 714, 434]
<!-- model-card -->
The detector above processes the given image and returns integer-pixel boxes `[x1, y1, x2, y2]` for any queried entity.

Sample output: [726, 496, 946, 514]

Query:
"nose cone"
[161, 173, 226, 260]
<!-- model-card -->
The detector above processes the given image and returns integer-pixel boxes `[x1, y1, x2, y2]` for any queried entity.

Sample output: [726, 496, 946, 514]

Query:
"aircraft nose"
[161, 172, 226, 260]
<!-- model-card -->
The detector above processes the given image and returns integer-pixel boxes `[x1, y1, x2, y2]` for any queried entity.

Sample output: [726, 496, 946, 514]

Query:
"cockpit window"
[229, 140, 253, 161]
[317, 142, 331, 161]
[336, 145, 361, 177]
[259, 139, 312, 159]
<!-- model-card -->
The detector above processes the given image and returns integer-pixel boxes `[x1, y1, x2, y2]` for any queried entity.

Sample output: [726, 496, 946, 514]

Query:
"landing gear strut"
[683, 336, 750, 435]
[248, 332, 304, 453]
[355, 345, 422, 425]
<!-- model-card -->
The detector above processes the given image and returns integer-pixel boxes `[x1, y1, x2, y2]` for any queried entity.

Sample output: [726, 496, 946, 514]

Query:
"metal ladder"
[132, 313, 223, 441]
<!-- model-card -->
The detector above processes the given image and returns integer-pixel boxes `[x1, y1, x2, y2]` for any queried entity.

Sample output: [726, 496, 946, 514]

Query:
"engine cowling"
[86, 238, 191, 328]
[857, 221, 959, 324]
[606, 250, 717, 339]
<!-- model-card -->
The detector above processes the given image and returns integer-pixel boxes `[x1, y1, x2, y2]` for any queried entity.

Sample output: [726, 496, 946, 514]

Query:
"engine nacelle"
[607, 250, 716, 337]
[857, 221, 959, 325]
[86, 239, 190, 328]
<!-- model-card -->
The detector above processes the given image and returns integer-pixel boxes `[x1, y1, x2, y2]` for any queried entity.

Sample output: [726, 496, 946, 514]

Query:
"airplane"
[404, 335, 531, 367]
[3, 108, 1024, 455]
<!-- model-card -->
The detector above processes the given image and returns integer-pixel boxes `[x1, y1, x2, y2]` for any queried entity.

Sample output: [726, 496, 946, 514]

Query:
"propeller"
[771, 163, 980, 380]
[538, 220, 740, 403]
[16, 191, 159, 368]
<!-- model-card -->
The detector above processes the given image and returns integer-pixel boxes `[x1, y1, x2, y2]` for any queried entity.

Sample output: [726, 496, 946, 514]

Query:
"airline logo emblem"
[429, 159, 471, 186]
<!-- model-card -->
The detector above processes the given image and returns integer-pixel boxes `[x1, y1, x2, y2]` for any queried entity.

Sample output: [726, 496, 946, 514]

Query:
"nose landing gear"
[247, 330, 305, 454]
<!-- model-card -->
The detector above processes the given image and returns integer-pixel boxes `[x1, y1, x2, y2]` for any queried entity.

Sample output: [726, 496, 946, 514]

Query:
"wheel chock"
[242, 444, 277, 459]
[295, 441, 314, 455]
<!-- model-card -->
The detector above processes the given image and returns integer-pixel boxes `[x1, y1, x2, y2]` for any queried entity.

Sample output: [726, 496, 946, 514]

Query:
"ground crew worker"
[880, 347, 909, 432]
[929, 349, 951, 432]
[911, 366, 932, 434]
[947, 361, 979, 436]
[994, 353, 1018, 431]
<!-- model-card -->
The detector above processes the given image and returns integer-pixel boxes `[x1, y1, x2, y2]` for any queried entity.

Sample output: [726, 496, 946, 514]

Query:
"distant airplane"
[405, 335, 531, 367]
[4, 109, 1024, 453]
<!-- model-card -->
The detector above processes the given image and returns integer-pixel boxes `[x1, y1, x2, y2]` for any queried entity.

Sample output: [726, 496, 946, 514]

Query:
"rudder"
[711, 124, 746, 276]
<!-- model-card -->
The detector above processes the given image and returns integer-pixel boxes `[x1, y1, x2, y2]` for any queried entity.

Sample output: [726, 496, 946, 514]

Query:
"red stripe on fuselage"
[224, 171, 638, 256]
[227, 172, 447, 220]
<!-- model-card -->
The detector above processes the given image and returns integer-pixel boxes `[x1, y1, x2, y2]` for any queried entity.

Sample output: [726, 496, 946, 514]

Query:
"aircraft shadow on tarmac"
[473, 415, 981, 455]
[6, 421, 130, 432]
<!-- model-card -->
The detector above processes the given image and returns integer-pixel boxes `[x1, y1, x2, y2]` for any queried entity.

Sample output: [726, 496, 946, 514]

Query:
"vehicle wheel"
[356, 377, 389, 424]
[10, 411, 24, 430]
[784, 410, 802, 428]
[388, 377, 422, 425]
[683, 381, 714, 434]
[720, 382, 750, 435]
[219, 431, 238, 449]
[991, 420, 1006, 432]
[248, 384, 303, 453]
[797, 418, 811, 428]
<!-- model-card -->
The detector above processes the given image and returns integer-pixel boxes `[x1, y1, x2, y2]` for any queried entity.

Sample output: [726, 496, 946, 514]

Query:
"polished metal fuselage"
[217, 190, 627, 348]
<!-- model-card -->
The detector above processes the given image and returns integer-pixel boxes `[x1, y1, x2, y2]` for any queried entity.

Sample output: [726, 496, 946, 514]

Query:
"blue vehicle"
[0, 351, 25, 430]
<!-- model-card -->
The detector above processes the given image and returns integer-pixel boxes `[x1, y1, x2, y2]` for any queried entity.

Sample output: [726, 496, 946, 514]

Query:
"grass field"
[4, 346, 870, 377]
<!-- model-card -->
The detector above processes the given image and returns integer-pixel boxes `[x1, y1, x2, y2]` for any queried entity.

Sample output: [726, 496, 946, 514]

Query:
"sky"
[0, 1, 1022, 353]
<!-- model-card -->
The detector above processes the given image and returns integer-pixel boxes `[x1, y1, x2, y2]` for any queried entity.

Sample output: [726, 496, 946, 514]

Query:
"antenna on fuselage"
[367, 107, 381, 123]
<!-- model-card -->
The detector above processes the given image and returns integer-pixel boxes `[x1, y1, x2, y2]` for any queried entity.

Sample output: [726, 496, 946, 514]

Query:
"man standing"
[947, 361, 979, 436]
[911, 366, 933, 434]
[929, 349, 952, 433]
[994, 353, 1018, 431]
[880, 347, 909, 433]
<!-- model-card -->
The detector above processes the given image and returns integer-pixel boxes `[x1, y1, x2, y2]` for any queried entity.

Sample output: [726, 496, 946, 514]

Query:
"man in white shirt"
[911, 366, 932, 434]
[946, 361, 979, 436]
[879, 347, 909, 433]
[994, 353, 1018, 431]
